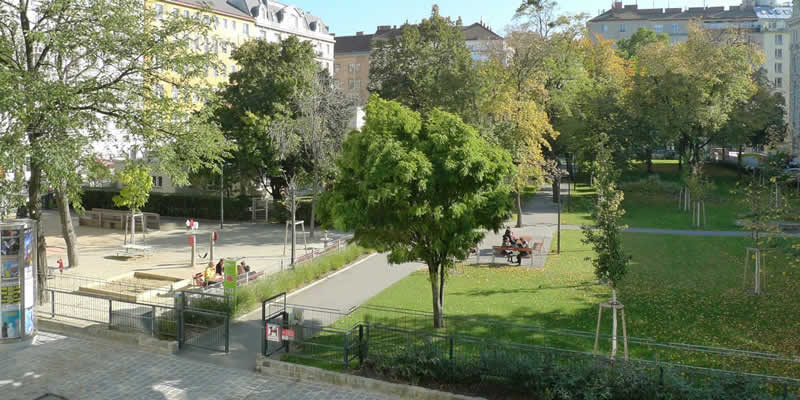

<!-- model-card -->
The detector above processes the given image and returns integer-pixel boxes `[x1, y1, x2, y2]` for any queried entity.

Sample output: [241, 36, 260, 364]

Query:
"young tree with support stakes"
[581, 135, 631, 359]
[112, 166, 153, 246]
[322, 97, 514, 328]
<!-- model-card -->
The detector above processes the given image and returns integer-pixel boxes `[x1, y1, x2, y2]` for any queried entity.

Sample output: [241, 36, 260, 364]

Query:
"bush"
[620, 175, 682, 195]
[367, 345, 787, 399]
[81, 189, 322, 224]
[234, 244, 370, 314]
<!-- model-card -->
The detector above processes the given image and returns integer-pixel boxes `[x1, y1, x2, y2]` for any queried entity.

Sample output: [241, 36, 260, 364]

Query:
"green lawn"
[321, 231, 800, 377]
[562, 161, 761, 230]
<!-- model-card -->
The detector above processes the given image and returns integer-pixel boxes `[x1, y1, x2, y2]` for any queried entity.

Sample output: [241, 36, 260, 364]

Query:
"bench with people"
[491, 227, 543, 266]
[193, 258, 261, 287]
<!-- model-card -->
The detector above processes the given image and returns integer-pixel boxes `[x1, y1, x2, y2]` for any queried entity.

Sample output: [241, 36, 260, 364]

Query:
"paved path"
[0, 331, 397, 400]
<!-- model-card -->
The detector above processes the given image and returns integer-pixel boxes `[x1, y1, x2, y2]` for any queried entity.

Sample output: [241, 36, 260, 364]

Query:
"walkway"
[1, 332, 397, 400]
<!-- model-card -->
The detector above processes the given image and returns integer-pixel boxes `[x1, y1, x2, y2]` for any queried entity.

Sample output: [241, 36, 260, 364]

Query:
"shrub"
[621, 175, 682, 195]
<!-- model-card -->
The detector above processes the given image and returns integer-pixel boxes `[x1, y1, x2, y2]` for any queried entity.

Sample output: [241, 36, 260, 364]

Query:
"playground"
[38, 209, 348, 283]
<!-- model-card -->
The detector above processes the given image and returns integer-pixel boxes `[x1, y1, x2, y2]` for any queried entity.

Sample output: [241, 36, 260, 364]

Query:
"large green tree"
[615, 26, 669, 60]
[0, 0, 227, 292]
[216, 36, 318, 197]
[634, 24, 763, 170]
[323, 97, 514, 328]
[368, 5, 480, 120]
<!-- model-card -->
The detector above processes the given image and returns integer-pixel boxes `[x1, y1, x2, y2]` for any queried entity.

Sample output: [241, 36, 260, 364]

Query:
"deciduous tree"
[323, 97, 514, 328]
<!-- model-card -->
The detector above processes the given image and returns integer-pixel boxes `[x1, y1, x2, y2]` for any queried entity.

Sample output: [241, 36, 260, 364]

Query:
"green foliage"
[112, 166, 153, 212]
[733, 172, 790, 248]
[619, 175, 681, 195]
[719, 69, 788, 152]
[368, 6, 480, 120]
[615, 27, 669, 59]
[234, 244, 370, 314]
[581, 136, 630, 288]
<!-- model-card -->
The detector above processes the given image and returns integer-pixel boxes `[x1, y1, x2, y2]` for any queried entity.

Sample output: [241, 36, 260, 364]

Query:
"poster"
[24, 265, 34, 308]
[1, 284, 21, 304]
[24, 307, 34, 335]
[223, 259, 238, 306]
[24, 231, 33, 267]
[2, 309, 20, 339]
[0, 231, 19, 256]
[1, 261, 18, 279]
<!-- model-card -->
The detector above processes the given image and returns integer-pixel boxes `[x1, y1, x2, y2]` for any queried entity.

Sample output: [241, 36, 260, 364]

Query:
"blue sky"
[299, 0, 744, 37]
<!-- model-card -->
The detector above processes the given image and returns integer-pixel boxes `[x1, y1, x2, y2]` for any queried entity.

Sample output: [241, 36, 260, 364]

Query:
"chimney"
[613, 1, 623, 9]
[356, 31, 364, 36]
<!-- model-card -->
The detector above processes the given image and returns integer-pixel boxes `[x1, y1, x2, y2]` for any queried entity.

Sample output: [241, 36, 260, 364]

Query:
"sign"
[223, 259, 238, 307]
[1, 284, 21, 304]
[281, 328, 295, 341]
[266, 323, 281, 342]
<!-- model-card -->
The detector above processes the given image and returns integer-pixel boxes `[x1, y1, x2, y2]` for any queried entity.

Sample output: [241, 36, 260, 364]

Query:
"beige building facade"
[588, 1, 797, 152]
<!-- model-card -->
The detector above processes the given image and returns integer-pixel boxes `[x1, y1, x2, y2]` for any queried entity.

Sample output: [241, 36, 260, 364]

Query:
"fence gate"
[262, 292, 288, 356]
[177, 291, 230, 353]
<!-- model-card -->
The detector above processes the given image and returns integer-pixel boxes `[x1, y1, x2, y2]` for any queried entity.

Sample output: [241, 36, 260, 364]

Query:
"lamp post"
[220, 164, 224, 231]
[557, 173, 561, 255]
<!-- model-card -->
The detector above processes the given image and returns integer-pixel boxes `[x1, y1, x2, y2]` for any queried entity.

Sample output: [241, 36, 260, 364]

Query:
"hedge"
[81, 189, 319, 224]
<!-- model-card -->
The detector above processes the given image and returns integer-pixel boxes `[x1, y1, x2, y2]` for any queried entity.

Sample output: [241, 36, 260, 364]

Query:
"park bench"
[115, 244, 154, 258]
[237, 270, 264, 286]
[491, 244, 539, 266]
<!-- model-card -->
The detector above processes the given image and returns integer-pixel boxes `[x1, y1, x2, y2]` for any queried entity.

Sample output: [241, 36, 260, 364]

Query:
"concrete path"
[1, 331, 397, 400]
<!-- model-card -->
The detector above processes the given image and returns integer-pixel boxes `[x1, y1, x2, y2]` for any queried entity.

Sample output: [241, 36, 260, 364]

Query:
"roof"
[334, 34, 375, 54]
[589, 4, 758, 23]
[164, 0, 331, 33]
[335, 21, 504, 55]
[163, 0, 254, 20]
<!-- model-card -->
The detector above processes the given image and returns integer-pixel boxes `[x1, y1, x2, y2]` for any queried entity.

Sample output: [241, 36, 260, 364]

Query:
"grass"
[234, 244, 371, 315]
[307, 231, 800, 377]
[561, 160, 796, 230]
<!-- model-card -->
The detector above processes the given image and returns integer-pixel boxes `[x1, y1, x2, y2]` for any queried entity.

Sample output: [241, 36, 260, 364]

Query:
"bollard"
[51, 290, 55, 318]
[209, 232, 215, 261]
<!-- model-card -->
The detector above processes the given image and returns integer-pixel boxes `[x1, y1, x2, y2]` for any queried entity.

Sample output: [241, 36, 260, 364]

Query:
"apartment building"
[334, 22, 504, 106]
[588, 0, 797, 152]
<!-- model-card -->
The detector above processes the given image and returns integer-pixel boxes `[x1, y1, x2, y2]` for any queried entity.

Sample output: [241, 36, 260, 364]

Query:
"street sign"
[266, 323, 281, 342]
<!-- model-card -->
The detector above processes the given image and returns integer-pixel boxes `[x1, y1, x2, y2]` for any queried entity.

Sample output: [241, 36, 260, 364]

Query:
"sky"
[295, 0, 745, 38]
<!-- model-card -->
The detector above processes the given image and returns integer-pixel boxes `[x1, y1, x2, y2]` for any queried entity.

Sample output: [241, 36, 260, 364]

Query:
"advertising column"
[1, 220, 37, 345]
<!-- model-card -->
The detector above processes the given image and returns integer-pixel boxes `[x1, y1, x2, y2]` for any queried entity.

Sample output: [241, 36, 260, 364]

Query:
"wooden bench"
[237, 270, 265, 286]
[115, 244, 154, 258]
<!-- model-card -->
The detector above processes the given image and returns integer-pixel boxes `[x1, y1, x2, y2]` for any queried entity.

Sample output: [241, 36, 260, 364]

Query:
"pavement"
[0, 331, 398, 400]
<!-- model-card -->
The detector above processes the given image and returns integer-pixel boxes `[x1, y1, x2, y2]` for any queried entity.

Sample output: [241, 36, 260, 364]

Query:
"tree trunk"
[646, 149, 654, 174]
[28, 162, 48, 303]
[429, 264, 444, 329]
[55, 189, 79, 269]
[737, 145, 744, 179]
[515, 189, 522, 228]
[310, 170, 319, 239]
[611, 288, 618, 358]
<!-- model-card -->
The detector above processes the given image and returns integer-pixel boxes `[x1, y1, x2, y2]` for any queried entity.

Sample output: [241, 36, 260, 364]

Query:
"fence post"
[108, 299, 113, 325]
[50, 290, 55, 318]
[343, 331, 349, 369]
[224, 316, 230, 353]
[449, 337, 454, 360]
[151, 306, 157, 337]
[358, 325, 364, 367]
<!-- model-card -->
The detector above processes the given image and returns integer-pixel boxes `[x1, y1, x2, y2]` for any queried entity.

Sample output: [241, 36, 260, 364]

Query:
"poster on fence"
[266, 323, 281, 342]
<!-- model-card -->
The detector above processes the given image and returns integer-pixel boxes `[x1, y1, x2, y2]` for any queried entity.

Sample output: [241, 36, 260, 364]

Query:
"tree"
[581, 135, 631, 357]
[615, 26, 669, 59]
[112, 165, 153, 245]
[216, 36, 318, 198]
[1, 0, 228, 297]
[323, 97, 514, 328]
[634, 24, 763, 170]
[368, 5, 480, 121]
[295, 72, 357, 238]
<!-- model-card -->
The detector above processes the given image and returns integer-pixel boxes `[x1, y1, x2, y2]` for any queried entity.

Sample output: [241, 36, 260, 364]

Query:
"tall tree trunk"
[646, 149, 653, 174]
[429, 264, 444, 329]
[515, 189, 522, 228]
[55, 189, 79, 268]
[28, 162, 48, 302]
[737, 145, 744, 179]
[310, 170, 319, 239]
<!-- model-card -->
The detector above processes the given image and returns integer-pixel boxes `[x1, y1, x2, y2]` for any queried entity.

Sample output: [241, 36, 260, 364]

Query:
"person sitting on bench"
[502, 237, 514, 262]
[215, 258, 224, 275]
[516, 239, 530, 265]
[502, 227, 512, 242]
[204, 262, 216, 286]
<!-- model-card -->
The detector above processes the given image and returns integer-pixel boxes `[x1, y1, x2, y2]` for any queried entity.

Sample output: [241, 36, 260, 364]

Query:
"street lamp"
[220, 164, 224, 231]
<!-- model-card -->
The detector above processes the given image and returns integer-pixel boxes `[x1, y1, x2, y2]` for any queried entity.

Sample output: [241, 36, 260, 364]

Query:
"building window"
[183, 10, 189, 18]
[776, 34, 783, 45]
[601, 24, 607, 33]
[334, 64, 341, 73]
[654, 24, 663, 33]
[152, 177, 163, 188]
[154, 4, 163, 19]
[619, 24, 626, 32]
[171, 8, 178, 17]
[334, 79, 341, 88]
[671, 24, 679, 33]
[770, 22, 778, 29]
[775, 77, 783, 88]
[292, 15, 298, 29]
[230, 65, 236, 74]
[776, 48, 783, 58]
[348, 64, 361, 73]
[775, 62, 783, 73]
[243, 24, 249, 36]
[224, 18, 228, 28]
[232, 20, 236, 31]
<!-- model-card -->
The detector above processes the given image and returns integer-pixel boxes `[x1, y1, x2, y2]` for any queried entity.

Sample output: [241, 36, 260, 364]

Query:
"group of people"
[197, 258, 251, 287]
[501, 227, 530, 266]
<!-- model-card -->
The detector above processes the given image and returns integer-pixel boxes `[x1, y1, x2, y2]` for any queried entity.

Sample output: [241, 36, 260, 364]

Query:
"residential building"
[334, 22, 504, 106]
[588, 1, 798, 153]
[790, 1, 800, 152]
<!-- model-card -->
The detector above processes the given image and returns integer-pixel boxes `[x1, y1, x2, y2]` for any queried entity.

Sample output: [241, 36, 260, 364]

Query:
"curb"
[255, 354, 484, 400]
[38, 318, 178, 355]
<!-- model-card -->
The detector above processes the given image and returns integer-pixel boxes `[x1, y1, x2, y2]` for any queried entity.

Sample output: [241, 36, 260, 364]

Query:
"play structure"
[116, 212, 153, 258]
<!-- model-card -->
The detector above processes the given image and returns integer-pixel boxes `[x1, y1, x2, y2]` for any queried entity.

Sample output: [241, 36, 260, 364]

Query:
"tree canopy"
[322, 97, 514, 328]
[615, 26, 669, 59]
